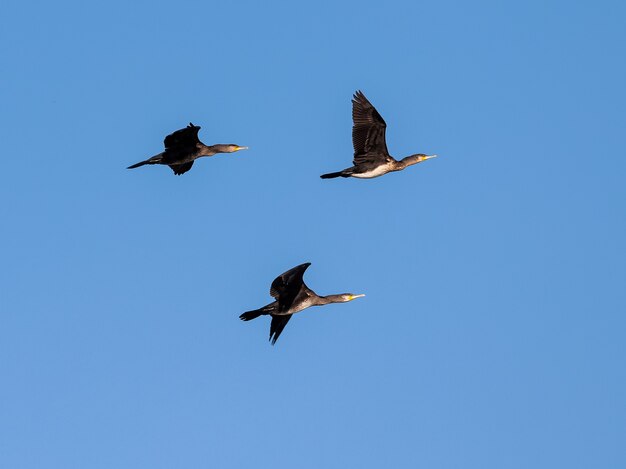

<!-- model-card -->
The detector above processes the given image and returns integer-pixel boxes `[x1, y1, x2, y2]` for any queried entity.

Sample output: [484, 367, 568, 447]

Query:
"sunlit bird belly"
[351, 164, 393, 178]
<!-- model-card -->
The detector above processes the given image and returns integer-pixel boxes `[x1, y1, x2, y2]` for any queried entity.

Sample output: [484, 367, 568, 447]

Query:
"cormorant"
[239, 262, 365, 345]
[127, 123, 248, 175]
[321, 91, 437, 179]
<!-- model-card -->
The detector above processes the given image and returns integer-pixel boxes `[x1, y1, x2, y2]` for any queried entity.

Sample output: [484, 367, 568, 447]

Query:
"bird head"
[225, 145, 249, 153]
[411, 153, 437, 163]
[340, 293, 366, 302]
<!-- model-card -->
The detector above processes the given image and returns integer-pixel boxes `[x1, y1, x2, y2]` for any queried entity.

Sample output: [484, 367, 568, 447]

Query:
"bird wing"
[270, 262, 311, 299]
[269, 314, 292, 345]
[269, 262, 312, 314]
[351, 91, 391, 165]
[168, 161, 194, 175]
[163, 123, 201, 150]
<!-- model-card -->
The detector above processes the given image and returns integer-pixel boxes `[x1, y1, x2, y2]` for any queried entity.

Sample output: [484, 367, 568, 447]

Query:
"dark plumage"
[127, 123, 248, 175]
[321, 91, 437, 179]
[239, 262, 365, 345]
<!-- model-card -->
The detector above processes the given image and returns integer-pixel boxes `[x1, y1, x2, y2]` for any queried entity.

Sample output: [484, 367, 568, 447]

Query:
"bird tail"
[127, 153, 164, 170]
[239, 303, 276, 321]
[320, 170, 349, 179]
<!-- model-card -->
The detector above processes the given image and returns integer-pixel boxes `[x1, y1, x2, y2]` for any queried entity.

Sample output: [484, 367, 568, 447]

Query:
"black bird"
[127, 123, 248, 175]
[321, 91, 437, 179]
[239, 262, 365, 345]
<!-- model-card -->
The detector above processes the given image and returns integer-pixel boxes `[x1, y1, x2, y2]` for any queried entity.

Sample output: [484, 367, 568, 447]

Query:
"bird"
[127, 123, 248, 175]
[239, 262, 365, 345]
[321, 91, 437, 179]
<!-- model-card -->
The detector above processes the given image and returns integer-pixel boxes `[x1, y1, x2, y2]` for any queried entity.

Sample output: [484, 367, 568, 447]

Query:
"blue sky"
[1, 0, 625, 467]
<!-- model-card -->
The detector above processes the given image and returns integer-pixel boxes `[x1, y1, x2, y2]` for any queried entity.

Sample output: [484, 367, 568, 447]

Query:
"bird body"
[127, 123, 247, 175]
[344, 161, 397, 179]
[240, 262, 365, 344]
[321, 91, 436, 179]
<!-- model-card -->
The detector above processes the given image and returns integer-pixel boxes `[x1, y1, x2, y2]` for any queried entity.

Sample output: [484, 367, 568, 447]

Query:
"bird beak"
[424, 154, 437, 160]
[235, 146, 248, 151]
[349, 294, 366, 301]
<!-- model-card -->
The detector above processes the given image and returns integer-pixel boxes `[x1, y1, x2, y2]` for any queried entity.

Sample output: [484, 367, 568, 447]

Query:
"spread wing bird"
[321, 91, 437, 179]
[127, 123, 248, 175]
[239, 262, 365, 345]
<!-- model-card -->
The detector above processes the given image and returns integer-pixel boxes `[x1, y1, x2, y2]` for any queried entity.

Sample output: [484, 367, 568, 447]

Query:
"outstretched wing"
[269, 314, 292, 345]
[168, 161, 194, 175]
[270, 262, 311, 299]
[270, 262, 311, 314]
[351, 91, 390, 165]
[164, 123, 201, 150]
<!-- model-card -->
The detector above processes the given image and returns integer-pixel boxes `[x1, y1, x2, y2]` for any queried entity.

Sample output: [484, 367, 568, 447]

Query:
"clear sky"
[1, 0, 625, 468]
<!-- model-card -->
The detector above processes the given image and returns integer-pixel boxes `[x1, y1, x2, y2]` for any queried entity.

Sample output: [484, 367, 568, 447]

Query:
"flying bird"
[321, 91, 437, 179]
[239, 262, 365, 345]
[127, 123, 248, 175]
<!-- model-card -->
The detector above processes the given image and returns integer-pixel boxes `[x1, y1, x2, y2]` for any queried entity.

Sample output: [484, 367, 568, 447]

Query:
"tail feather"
[127, 160, 149, 169]
[127, 153, 163, 170]
[239, 309, 264, 321]
[320, 170, 349, 179]
[239, 303, 276, 321]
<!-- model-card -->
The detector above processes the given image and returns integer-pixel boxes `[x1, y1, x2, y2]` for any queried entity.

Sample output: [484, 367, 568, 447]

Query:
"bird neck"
[207, 144, 233, 154]
[397, 155, 420, 169]
[317, 294, 346, 305]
